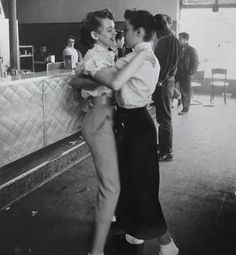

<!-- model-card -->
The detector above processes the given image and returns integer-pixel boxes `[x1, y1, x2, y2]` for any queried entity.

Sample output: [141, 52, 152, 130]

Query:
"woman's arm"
[94, 49, 156, 91]
[70, 75, 100, 90]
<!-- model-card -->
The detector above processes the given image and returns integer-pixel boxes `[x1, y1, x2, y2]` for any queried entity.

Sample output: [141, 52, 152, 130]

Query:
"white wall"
[0, 0, 5, 18]
[0, 19, 10, 71]
[17, 0, 180, 23]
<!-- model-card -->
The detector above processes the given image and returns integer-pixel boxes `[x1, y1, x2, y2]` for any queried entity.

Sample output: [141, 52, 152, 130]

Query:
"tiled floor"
[0, 95, 236, 255]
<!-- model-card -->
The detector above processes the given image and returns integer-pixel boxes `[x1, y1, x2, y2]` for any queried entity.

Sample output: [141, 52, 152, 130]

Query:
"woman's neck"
[96, 41, 109, 50]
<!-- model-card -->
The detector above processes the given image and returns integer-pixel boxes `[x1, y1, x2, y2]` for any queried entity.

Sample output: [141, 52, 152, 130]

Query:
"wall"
[16, 0, 180, 62]
[0, 0, 5, 18]
[0, 1, 10, 71]
[0, 19, 10, 72]
[17, 0, 180, 23]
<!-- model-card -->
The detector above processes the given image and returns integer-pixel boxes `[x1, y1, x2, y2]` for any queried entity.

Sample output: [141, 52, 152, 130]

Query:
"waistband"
[116, 105, 147, 114]
[90, 95, 115, 106]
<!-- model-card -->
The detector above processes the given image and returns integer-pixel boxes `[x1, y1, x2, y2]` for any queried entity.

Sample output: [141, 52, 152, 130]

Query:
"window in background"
[180, 8, 236, 79]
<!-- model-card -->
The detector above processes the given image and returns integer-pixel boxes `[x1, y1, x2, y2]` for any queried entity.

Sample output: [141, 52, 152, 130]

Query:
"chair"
[210, 68, 229, 104]
[46, 62, 65, 72]
[191, 70, 205, 105]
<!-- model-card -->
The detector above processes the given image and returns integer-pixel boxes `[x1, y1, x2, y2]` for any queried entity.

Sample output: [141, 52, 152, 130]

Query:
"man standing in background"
[176, 32, 199, 115]
[152, 14, 180, 161]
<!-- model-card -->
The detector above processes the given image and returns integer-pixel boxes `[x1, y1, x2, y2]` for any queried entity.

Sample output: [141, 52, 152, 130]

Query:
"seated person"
[34, 44, 50, 72]
[35, 44, 49, 62]
[63, 35, 82, 69]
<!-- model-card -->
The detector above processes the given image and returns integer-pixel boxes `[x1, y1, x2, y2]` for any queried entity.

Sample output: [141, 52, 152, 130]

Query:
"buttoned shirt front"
[114, 42, 160, 109]
[78, 44, 115, 98]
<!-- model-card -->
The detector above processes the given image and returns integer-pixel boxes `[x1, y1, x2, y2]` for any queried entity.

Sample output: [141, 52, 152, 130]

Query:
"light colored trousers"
[81, 104, 120, 222]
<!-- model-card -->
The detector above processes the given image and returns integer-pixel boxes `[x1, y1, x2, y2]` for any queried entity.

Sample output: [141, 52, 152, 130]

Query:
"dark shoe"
[158, 152, 174, 162]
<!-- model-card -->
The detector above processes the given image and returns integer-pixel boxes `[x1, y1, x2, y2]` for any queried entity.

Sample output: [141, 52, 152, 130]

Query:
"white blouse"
[114, 42, 160, 109]
[77, 44, 115, 98]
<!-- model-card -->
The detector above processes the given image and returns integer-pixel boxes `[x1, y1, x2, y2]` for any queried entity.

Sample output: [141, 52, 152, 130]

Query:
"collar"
[93, 43, 115, 63]
[134, 42, 152, 52]
[94, 43, 109, 53]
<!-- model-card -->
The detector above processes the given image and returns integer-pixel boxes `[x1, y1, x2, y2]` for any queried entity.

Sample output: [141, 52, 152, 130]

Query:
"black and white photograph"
[0, 1, 236, 254]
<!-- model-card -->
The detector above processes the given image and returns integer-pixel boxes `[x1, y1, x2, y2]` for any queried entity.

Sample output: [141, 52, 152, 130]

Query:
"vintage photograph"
[0, 0, 236, 254]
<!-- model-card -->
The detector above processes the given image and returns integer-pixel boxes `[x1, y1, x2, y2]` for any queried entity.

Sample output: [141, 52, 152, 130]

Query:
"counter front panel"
[0, 71, 84, 167]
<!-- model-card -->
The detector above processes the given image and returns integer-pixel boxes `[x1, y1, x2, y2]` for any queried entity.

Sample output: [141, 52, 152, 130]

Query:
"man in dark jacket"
[152, 14, 181, 161]
[176, 32, 199, 115]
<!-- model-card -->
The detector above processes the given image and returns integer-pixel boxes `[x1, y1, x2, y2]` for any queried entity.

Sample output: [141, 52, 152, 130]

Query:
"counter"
[0, 70, 85, 167]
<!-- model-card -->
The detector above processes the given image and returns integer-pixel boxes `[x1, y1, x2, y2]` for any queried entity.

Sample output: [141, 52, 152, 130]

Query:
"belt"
[91, 95, 115, 106]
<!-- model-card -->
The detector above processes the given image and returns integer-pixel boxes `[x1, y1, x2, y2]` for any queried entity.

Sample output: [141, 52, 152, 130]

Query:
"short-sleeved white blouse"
[114, 42, 160, 109]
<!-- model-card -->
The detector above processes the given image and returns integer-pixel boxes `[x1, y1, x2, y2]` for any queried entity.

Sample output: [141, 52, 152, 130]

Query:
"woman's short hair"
[124, 9, 155, 42]
[80, 8, 114, 48]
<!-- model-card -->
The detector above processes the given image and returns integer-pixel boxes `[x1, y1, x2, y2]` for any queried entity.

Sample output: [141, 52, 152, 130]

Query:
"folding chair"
[210, 68, 229, 104]
[191, 70, 205, 105]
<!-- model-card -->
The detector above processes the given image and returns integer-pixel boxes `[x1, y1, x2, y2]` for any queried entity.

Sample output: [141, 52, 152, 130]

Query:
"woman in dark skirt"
[108, 10, 179, 255]
[115, 106, 167, 240]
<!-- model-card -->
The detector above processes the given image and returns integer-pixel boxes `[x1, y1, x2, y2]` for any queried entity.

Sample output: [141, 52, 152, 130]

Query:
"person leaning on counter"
[63, 35, 83, 68]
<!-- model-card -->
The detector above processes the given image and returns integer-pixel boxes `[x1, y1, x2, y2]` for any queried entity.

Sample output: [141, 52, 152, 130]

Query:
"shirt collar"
[94, 43, 110, 54]
[94, 43, 115, 60]
[134, 42, 152, 52]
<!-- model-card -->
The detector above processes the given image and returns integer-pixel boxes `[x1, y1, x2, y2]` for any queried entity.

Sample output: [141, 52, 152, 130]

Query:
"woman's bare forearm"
[70, 76, 100, 90]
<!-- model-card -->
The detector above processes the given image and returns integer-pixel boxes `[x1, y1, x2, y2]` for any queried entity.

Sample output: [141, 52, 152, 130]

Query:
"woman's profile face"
[95, 18, 117, 48]
[124, 20, 138, 49]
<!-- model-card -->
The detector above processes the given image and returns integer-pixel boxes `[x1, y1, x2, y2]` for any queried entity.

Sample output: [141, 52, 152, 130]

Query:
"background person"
[152, 14, 181, 161]
[34, 44, 49, 62]
[175, 32, 199, 115]
[34, 44, 50, 71]
[63, 35, 82, 68]
[115, 30, 125, 59]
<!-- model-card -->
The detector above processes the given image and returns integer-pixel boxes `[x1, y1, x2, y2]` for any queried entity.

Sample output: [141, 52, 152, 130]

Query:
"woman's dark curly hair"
[124, 9, 155, 42]
[80, 8, 114, 49]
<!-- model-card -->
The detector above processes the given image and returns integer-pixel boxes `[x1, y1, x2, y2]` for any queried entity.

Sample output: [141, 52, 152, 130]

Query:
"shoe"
[125, 234, 144, 244]
[158, 239, 179, 255]
[178, 110, 188, 115]
[109, 233, 144, 255]
[158, 153, 174, 162]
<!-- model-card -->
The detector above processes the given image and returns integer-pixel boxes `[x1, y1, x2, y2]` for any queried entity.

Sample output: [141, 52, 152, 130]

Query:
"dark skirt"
[115, 106, 167, 240]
